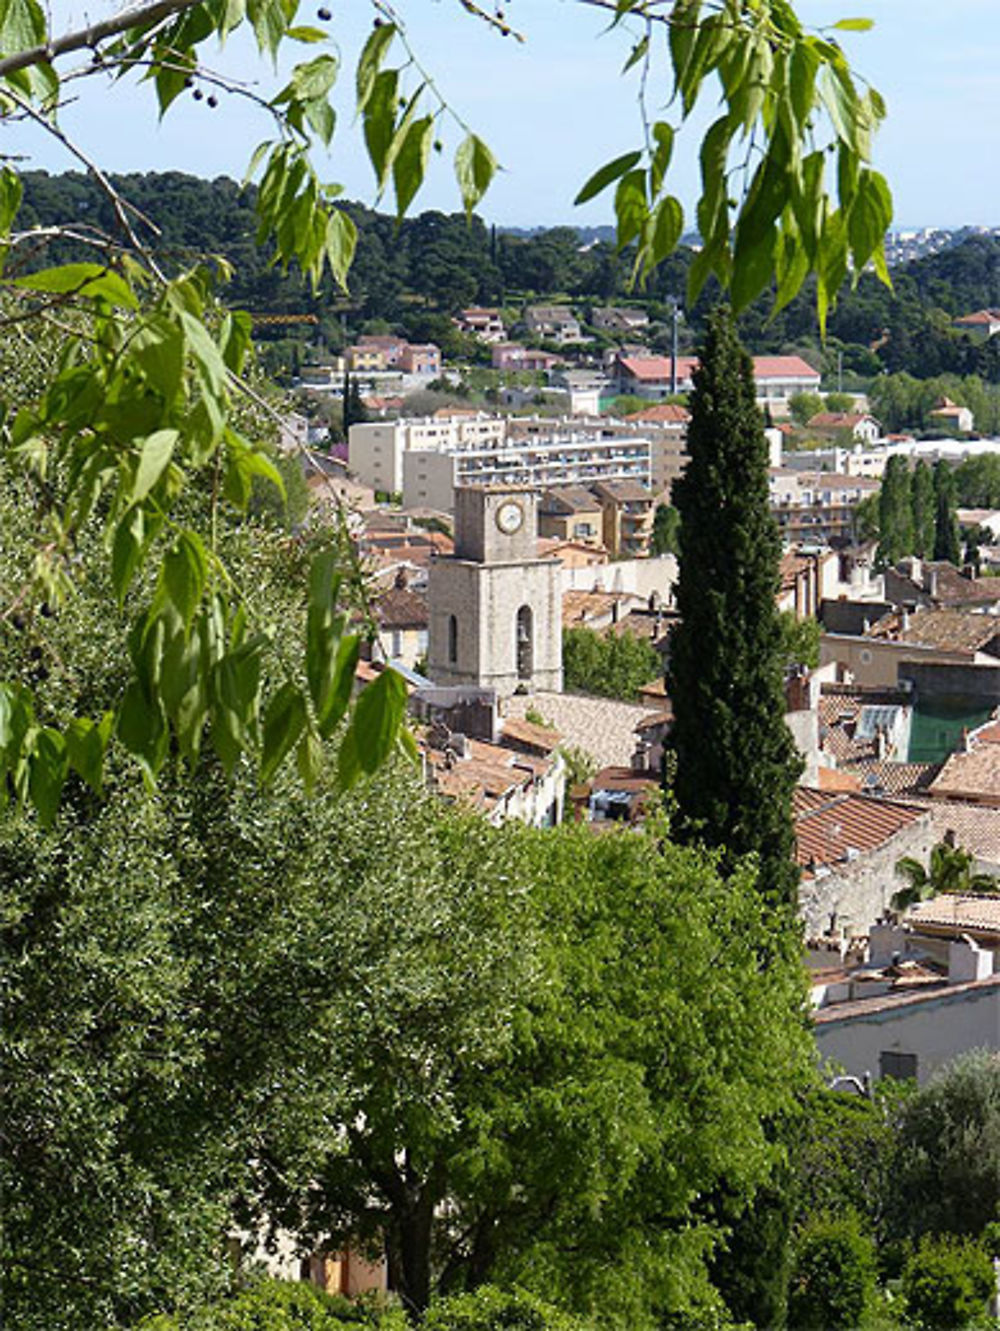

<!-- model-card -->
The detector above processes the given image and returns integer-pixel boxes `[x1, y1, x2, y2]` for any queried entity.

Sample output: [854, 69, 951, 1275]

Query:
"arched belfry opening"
[516, 605, 533, 680]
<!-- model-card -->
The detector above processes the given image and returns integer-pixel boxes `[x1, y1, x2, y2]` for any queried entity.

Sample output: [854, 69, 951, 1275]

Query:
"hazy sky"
[6, 0, 999, 229]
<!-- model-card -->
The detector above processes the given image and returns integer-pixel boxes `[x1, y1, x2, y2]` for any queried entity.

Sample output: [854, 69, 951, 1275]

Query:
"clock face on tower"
[496, 500, 525, 535]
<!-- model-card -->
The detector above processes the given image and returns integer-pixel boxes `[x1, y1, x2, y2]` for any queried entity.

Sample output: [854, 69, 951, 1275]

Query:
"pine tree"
[876, 455, 914, 567]
[667, 309, 802, 908]
[910, 459, 935, 558]
[933, 460, 961, 564]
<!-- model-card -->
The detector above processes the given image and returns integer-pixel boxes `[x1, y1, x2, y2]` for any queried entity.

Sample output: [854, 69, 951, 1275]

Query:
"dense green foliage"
[877, 456, 916, 567]
[137, 1279, 408, 1329]
[562, 627, 662, 700]
[933, 460, 963, 565]
[910, 461, 936, 560]
[651, 502, 681, 556]
[779, 614, 821, 670]
[668, 309, 802, 906]
[786, 1212, 878, 1331]
[886, 1050, 1000, 1245]
[901, 1236, 996, 1331]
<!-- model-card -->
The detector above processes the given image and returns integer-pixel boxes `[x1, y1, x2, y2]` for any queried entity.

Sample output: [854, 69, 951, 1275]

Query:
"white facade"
[401, 432, 652, 512]
[348, 416, 506, 494]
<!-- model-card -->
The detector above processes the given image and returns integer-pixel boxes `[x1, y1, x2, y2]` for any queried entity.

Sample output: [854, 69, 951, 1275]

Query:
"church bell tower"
[427, 486, 562, 696]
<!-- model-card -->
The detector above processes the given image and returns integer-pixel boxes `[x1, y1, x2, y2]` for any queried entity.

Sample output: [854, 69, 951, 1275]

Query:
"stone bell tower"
[427, 486, 562, 696]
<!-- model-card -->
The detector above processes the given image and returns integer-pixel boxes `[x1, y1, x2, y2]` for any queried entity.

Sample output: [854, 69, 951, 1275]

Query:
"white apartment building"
[616, 352, 821, 412]
[348, 415, 506, 495]
[402, 433, 652, 511]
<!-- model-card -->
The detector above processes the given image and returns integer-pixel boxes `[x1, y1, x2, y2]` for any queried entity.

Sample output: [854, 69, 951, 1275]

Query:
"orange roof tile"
[793, 788, 928, 870]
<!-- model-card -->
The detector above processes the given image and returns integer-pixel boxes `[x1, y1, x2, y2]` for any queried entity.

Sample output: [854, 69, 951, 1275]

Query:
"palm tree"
[892, 841, 998, 914]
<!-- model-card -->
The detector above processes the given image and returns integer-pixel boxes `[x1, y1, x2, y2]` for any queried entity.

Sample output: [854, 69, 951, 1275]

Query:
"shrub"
[422, 1286, 592, 1331]
[901, 1235, 995, 1330]
[787, 1212, 878, 1330]
[136, 1277, 407, 1329]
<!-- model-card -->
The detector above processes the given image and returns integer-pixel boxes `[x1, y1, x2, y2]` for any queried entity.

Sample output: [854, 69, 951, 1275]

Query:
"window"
[516, 605, 533, 680]
[448, 614, 458, 665]
[391, 630, 402, 659]
[879, 1050, 917, 1081]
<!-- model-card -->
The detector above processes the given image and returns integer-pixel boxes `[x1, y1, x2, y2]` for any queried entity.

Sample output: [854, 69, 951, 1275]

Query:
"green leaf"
[614, 169, 648, 252]
[649, 123, 674, 198]
[621, 33, 649, 74]
[117, 682, 168, 787]
[454, 133, 497, 218]
[65, 713, 112, 795]
[325, 209, 358, 292]
[0, 165, 22, 236]
[14, 263, 138, 309]
[260, 681, 307, 784]
[648, 195, 684, 270]
[362, 68, 399, 189]
[162, 530, 208, 629]
[220, 310, 253, 375]
[111, 506, 146, 607]
[296, 729, 323, 794]
[289, 52, 338, 100]
[393, 115, 433, 219]
[356, 20, 396, 109]
[178, 311, 228, 402]
[574, 151, 641, 207]
[131, 429, 179, 504]
[28, 728, 68, 827]
[131, 317, 185, 401]
[832, 17, 874, 30]
[348, 666, 407, 777]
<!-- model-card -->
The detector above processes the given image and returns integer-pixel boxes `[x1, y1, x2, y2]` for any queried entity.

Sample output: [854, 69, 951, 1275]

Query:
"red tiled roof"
[500, 716, 561, 753]
[908, 893, 1000, 936]
[619, 354, 698, 382]
[624, 403, 691, 424]
[929, 746, 1000, 804]
[807, 412, 873, 429]
[813, 973, 1000, 1023]
[793, 788, 928, 870]
[817, 767, 864, 792]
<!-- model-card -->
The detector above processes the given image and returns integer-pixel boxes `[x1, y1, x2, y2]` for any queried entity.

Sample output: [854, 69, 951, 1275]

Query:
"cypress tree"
[668, 309, 802, 908]
[933, 460, 961, 564]
[911, 459, 935, 558]
[876, 455, 914, 567]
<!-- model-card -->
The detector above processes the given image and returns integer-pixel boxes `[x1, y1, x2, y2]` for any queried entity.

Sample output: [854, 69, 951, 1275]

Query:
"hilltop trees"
[668, 309, 802, 907]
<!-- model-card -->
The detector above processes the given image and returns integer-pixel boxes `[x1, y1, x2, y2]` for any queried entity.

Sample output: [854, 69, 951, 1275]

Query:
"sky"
[5, 0, 999, 230]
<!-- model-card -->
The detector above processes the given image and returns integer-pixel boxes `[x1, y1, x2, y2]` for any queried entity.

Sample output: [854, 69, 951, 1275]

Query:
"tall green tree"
[876, 455, 914, 567]
[910, 459, 936, 559]
[933, 460, 962, 564]
[668, 308, 802, 907]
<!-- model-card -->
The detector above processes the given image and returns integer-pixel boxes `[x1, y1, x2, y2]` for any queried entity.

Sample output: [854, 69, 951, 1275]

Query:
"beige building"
[769, 469, 881, 544]
[591, 479, 655, 558]
[349, 415, 506, 495]
[427, 487, 562, 696]
[537, 486, 605, 544]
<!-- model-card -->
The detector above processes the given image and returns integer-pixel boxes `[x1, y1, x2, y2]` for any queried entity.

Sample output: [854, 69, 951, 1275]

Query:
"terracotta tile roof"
[845, 760, 941, 797]
[954, 308, 1000, 325]
[375, 585, 428, 630]
[423, 735, 553, 813]
[752, 354, 822, 378]
[635, 707, 673, 732]
[591, 766, 659, 793]
[929, 745, 1000, 804]
[908, 893, 1000, 936]
[500, 716, 562, 753]
[624, 403, 691, 424]
[562, 590, 631, 627]
[817, 766, 864, 792]
[924, 802, 1000, 863]
[970, 717, 1000, 745]
[793, 788, 928, 870]
[812, 973, 1000, 1024]
[619, 354, 699, 382]
[920, 562, 1000, 607]
[868, 609, 1000, 653]
[807, 412, 874, 429]
[539, 485, 602, 513]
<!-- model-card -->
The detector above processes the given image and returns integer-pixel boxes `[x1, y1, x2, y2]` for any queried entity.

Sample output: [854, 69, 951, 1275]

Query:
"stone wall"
[799, 808, 936, 939]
